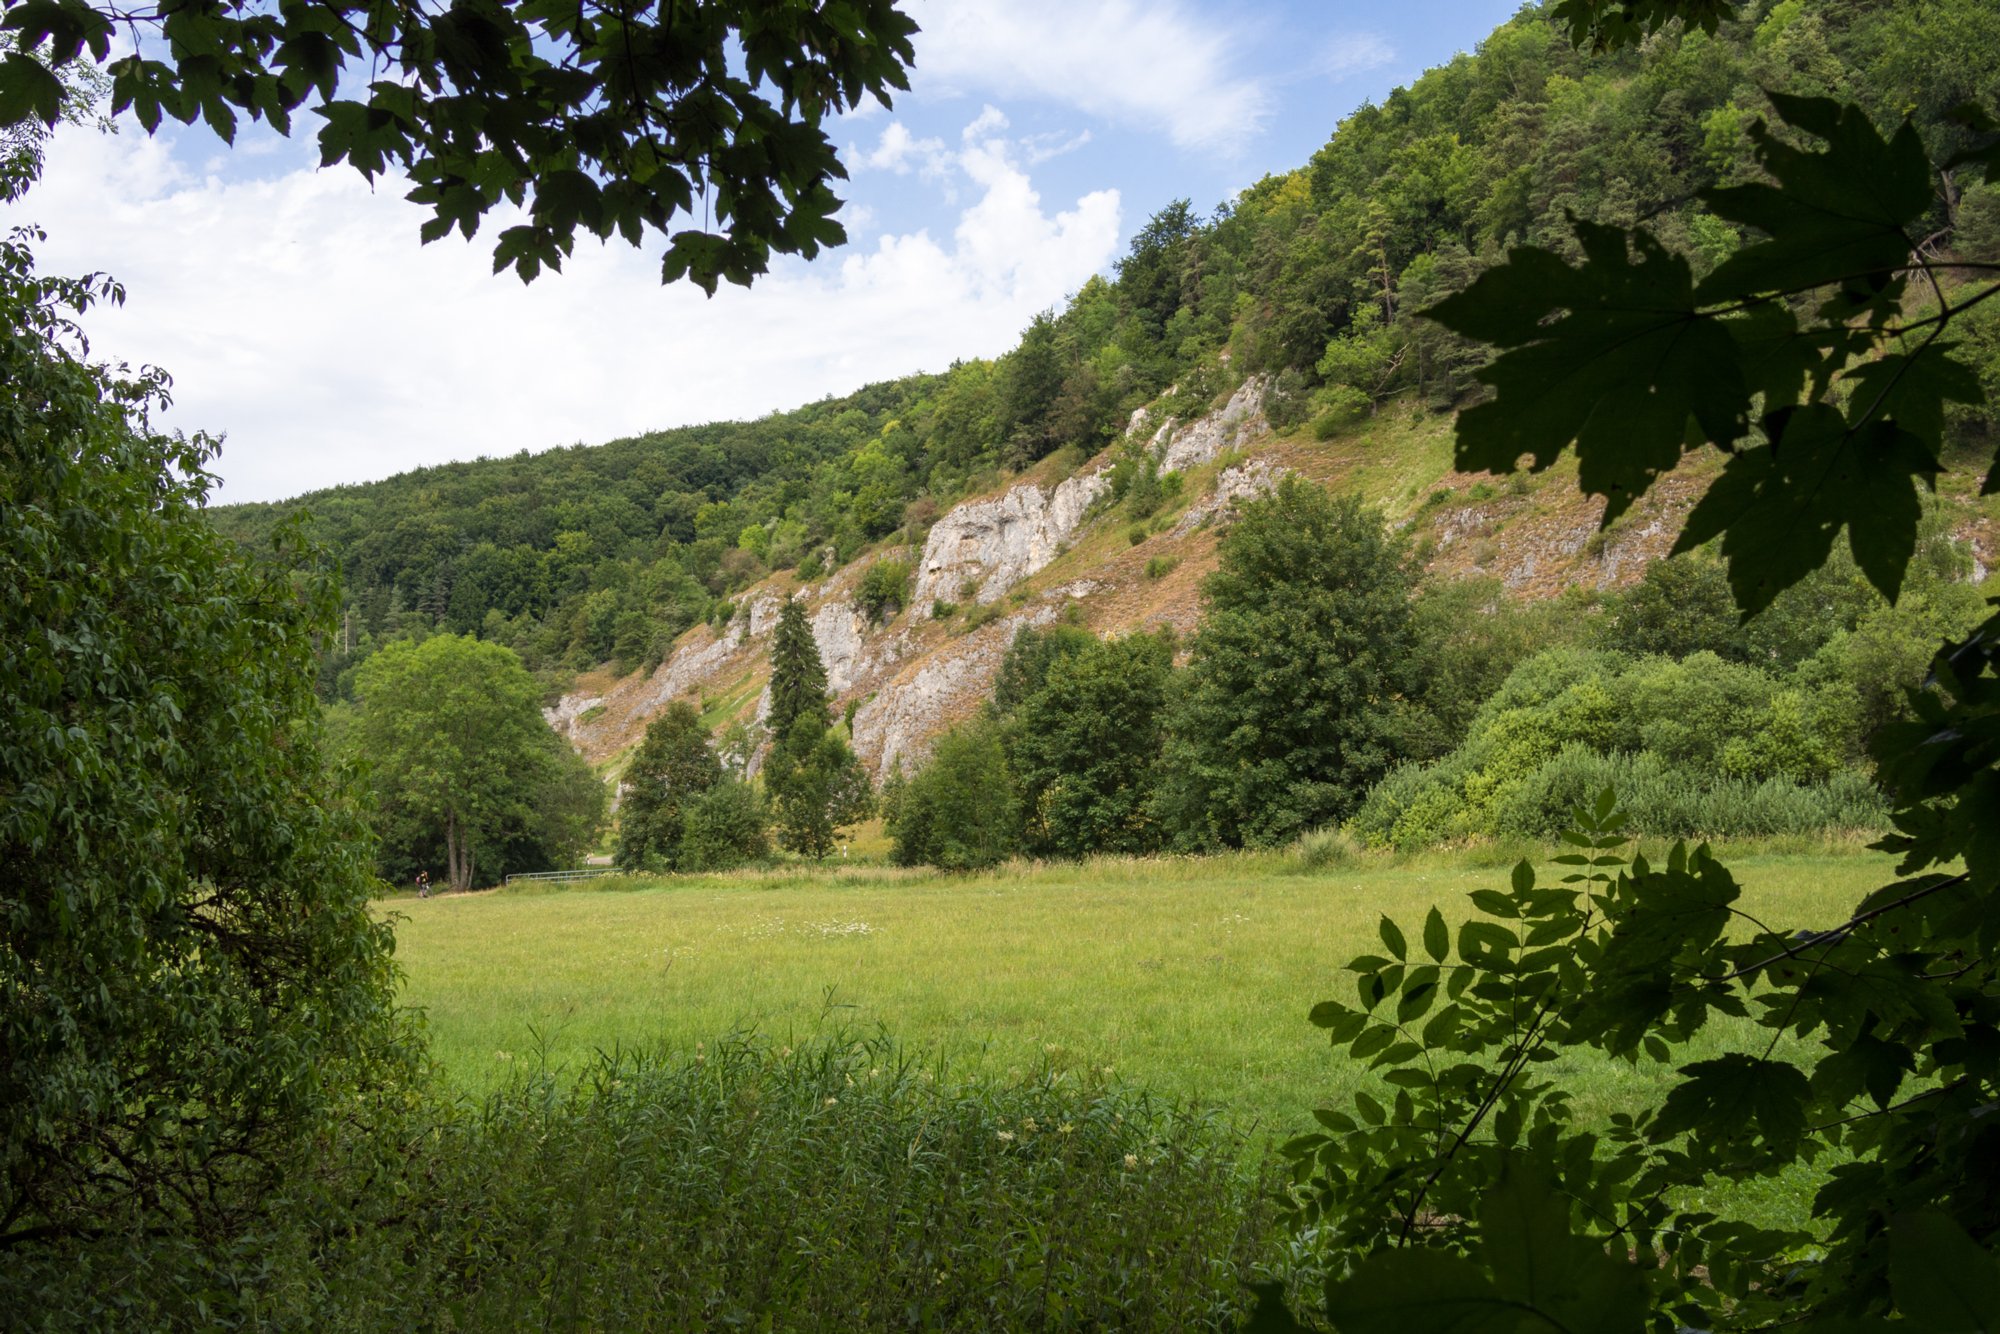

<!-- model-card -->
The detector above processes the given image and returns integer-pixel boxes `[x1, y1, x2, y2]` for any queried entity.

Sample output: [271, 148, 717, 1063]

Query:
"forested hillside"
[215, 0, 2000, 707]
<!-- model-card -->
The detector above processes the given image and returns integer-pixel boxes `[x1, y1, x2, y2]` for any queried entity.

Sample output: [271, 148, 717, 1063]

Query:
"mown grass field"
[392, 839, 1889, 1156]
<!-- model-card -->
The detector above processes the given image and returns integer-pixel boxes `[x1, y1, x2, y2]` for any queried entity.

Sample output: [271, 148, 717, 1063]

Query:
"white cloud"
[1317, 33, 1396, 80]
[961, 104, 1009, 142]
[11, 117, 1120, 503]
[904, 0, 1269, 154]
[852, 120, 949, 175]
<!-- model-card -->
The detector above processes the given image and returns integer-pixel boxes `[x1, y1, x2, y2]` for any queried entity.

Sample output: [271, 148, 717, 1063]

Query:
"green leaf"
[1244, 1282, 1315, 1333]
[1380, 915, 1408, 961]
[1321, 1248, 1518, 1334]
[1841, 343, 1985, 453]
[1651, 1054, 1811, 1153]
[1423, 906, 1450, 963]
[1674, 403, 1938, 614]
[0, 51, 63, 126]
[1943, 102, 2000, 177]
[1697, 93, 1931, 305]
[1428, 221, 1748, 525]
[1890, 1210, 2000, 1332]
[1480, 1158, 1650, 1333]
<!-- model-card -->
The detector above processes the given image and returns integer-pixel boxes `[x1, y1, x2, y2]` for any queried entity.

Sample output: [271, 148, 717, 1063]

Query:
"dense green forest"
[215, 0, 2000, 696]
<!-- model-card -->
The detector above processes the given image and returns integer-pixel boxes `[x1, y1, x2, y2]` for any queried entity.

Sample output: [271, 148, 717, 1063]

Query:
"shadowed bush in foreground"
[5, 1035, 1280, 1331]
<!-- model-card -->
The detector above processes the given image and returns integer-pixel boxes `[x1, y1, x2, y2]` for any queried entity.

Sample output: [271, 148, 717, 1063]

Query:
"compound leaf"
[1428, 221, 1747, 526]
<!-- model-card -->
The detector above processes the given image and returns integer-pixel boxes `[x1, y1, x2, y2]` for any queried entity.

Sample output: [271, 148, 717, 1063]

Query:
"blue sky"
[9, 0, 1526, 501]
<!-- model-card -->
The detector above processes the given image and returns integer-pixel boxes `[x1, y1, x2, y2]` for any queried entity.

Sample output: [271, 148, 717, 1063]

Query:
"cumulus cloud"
[11, 113, 1119, 502]
[904, 0, 1270, 154]
[852, 120, 949, 175]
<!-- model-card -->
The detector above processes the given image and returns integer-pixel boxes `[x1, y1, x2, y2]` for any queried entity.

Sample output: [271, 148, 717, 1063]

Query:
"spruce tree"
[767, 597, 829, 738]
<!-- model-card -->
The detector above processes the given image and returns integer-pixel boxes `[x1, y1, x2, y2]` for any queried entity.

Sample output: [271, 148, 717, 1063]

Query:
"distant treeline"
[212, 0, 2000, 695]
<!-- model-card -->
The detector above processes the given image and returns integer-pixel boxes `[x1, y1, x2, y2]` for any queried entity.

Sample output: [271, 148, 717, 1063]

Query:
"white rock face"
[1153, 376, 1270, 474]
[811, 599, 871, 693]
[747, 594, 785, 637]
[911, 471, 1108, 615]
[640, 622, 744, 712]
[1171, 459, 1288, 537]
[543, 692, 606, 738]
[852, 606, 1057, 775]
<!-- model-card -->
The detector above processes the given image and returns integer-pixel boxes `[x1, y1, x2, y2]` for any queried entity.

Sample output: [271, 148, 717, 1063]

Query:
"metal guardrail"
[503, 868, 622, 887]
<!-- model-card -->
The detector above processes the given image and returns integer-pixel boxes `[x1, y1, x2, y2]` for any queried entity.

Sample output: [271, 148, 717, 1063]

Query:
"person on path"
[416, 870, 430, 899]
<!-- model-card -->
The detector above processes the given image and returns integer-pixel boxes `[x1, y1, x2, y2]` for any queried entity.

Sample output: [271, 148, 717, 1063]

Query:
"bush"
[681, 776, 770, 870]
[1351, 645, 1890, 850]
[1145, 555, 1181, 580]
[890, 723, 1021, 870]
[1292, 826, 1362, 872]
[856, 557, 913, 622]
[8, 1037, 1281, 1331]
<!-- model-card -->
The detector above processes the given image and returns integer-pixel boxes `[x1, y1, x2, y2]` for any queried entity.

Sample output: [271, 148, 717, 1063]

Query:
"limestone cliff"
[909, 469, 1108, 615]
[544, 374, 1881, 787]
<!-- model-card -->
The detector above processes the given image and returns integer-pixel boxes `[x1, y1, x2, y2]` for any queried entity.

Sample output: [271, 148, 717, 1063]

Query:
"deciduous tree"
[1158, 480, 1415, 849]
[0, 0, 919, 289]
[353, 634, 604, 890]
[0, 221, 407, 1246]
[615, 701, 722, 871]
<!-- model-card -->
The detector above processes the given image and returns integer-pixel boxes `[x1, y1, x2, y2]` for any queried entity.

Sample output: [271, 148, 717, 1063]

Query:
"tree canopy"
[0, 0, 918, 289]
[1, 220, 406, 1246]
[1158, 481, 1415, 850]
[615, 700, 722, 872]
[351, 633, 604, 889]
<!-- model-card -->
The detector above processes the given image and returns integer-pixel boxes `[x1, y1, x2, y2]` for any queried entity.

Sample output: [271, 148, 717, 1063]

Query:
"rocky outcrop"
[544, 691, 606, 738]
[812, 599, 876, 693]
[752, 597, 904, 725]
[1171, 459, 1287, 537]
[642, 622, 745, 713]
[1149, 376, 1269, 474]
[746, 594, 785, 637]
[851, 605, 1058, 775]
[911, 471, 1108, 615]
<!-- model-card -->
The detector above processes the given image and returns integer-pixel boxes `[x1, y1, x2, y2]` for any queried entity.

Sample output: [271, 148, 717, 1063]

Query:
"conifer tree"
[767, 597, 829, 737]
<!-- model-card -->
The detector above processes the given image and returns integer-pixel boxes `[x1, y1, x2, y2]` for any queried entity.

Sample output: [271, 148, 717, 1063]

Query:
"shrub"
[1352, 646, 1889, 850]
[890, 723, 1021, 869]
[963, 601, 1005, 632]
[1145, 555, 1181, 580]
[856, 557, 913, 622]
[680, 776, 770, 870]
[1292, 826, 1362, 872]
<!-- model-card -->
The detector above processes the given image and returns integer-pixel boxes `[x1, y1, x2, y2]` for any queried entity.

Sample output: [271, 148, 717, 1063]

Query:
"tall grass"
[6, 1035, 1281, 1331]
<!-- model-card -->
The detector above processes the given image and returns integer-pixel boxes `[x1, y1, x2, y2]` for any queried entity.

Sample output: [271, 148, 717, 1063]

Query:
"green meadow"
[394, 840, 1890, 1146]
